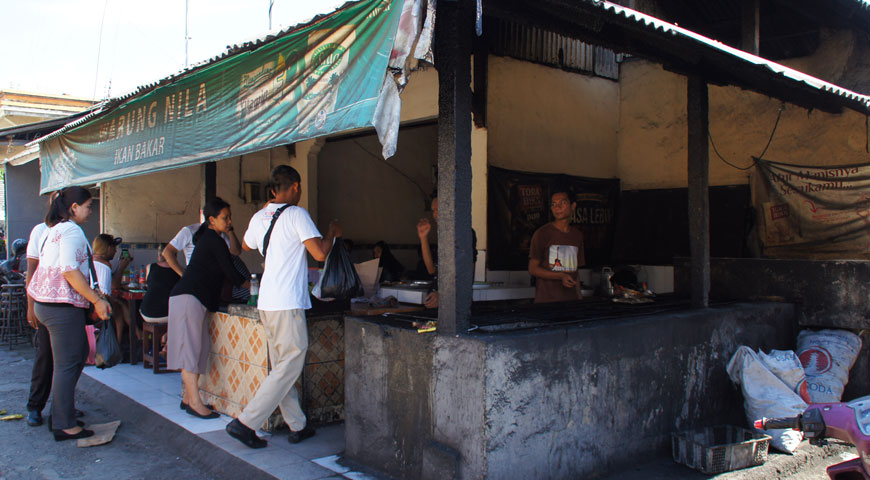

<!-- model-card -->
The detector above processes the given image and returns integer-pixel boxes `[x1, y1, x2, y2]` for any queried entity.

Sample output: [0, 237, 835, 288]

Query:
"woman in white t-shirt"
[27, 186, 111, 442]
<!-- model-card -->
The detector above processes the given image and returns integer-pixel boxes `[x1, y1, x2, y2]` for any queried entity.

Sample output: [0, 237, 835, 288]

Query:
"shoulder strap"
[86, 246, 99, 291]
[262, 204, 291, 258]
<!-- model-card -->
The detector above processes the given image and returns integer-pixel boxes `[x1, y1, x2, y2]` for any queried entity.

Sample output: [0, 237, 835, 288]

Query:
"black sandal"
[54, 428, 94, 442]
[183, 404, 219, 419]
[180, 401, 214, 411]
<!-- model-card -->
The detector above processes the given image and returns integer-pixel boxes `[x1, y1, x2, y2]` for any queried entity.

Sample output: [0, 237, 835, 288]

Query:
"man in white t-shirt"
[24, 220, 51, 426]
[162, 216, 241, 277]
[226, 165, 339, 449]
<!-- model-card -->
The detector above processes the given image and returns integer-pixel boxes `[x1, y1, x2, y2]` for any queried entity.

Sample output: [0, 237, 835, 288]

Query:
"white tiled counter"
[378, 284, 535, 304]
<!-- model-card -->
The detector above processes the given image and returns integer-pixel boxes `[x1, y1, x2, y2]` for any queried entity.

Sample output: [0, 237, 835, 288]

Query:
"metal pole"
[185, 0, 189, 68]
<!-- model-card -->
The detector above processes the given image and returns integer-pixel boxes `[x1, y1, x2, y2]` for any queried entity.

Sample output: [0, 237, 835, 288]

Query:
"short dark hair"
[550, 184, 574, 202]
[193, 197, 230, 244]
[270, 165, 301, 193]
[45, 186, 92, 227]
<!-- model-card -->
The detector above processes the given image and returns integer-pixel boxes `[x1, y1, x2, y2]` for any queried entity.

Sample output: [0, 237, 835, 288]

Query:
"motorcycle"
[756, 395, 870, 480]
[0, 238, 27, 285]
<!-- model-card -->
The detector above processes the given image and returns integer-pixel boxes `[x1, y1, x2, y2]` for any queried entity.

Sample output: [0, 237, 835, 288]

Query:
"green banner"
[39, 0, 403, 193]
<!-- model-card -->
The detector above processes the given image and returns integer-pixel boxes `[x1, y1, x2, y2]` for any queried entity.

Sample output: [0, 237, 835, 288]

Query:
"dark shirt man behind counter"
[528, 187, 585, 303]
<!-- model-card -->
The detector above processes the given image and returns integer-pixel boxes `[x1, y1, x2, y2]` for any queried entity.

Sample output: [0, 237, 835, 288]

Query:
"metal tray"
[671, 425, 770, 474]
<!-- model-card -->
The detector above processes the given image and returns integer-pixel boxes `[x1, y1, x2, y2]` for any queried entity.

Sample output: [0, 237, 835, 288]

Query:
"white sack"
[757, 349, 807, 393]
[727, 346, 807, 453]
[797, 329, 862, 403]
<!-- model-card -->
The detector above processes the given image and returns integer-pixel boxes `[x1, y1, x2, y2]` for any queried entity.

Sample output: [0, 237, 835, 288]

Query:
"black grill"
[380, 294, 702, 333]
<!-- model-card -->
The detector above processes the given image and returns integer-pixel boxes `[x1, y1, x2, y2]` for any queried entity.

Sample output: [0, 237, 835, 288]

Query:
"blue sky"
[0, 0, 347, 100]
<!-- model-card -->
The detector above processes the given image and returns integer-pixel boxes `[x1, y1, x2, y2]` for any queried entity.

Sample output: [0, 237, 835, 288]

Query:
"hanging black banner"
[487, 166, 619, 270]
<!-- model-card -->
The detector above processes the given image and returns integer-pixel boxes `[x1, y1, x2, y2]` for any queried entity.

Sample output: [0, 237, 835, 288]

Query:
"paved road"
[0, 340, 212, 480]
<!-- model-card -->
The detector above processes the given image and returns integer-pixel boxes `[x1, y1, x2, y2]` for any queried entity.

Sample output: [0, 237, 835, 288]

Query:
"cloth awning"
[36, 0, 406, 193]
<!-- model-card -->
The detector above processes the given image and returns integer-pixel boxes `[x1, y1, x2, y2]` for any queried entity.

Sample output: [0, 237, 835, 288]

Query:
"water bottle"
[247, 274, 259, 306]
[601, 267, 615, 297]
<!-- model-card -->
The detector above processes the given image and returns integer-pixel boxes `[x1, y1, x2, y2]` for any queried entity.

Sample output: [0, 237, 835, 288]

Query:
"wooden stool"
[141, 317, 171, 373]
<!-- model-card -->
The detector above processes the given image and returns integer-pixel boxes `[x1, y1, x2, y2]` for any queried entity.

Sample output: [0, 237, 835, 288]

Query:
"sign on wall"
[488, 166, 619, 270]
[39, 0, 403, 193]
[753, 158, 870, 259]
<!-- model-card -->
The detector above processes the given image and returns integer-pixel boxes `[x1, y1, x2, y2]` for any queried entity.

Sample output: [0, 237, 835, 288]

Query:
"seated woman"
[168, 197, 248, 419]
[373, 241, 404, 283]
[92, 235, 133, 346]
[140, 244, 181, 356]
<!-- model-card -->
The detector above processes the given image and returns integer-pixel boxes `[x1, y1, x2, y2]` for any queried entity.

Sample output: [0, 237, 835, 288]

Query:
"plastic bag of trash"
[727, 346, 807, 454]
[94, 318, 122, 369]
[312, 237, 363, 301]
[757, 349, 810, 402]
[797, 329, 862, 403]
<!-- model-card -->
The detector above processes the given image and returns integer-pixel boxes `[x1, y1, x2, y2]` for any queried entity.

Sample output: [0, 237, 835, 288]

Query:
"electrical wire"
[92, 0, 110, 101]
[351, 138, 429, 209]
[709, 103, 784, 171]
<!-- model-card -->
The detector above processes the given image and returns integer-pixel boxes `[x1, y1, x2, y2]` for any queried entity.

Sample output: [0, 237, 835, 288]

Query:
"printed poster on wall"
[38, 0, 404, 193]
[753, 158, 870, 259]
[488, 166, 619, 270]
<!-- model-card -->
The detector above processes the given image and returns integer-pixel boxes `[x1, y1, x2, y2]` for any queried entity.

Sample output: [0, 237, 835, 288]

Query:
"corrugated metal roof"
[488, 17, 619, 80]
[589, 0, 870, 112]
[35, 0, 870, 147]
[0, 112, 91, 140]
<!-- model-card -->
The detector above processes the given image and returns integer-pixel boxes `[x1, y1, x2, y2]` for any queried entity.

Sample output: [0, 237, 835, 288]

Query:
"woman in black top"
[140, 244, 181, 321]
[167, 198, 248, 419]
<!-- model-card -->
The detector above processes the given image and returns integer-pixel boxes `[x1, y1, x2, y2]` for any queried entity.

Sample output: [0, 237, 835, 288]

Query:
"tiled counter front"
[200, 312, 272, 429]
[198, 309, 345, 431]
[303, 314, 344, 426]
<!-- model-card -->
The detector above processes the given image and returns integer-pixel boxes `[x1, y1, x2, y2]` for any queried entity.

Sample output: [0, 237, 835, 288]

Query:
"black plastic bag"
[316, 237, 364, 301]
[94, 318, 122, 369]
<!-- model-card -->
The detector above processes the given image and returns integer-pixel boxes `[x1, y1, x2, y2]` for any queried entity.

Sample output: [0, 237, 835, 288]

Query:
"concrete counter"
[344, 302, 797, 479]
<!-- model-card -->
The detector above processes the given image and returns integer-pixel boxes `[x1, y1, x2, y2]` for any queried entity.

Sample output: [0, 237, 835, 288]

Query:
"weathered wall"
[345, 303, 796, 479]
[618, 59, 870, 190]
[4, 161, 46, 252]
[482, 304, 794, 479]
[102, 164, 202, 243]
[102, 145, 290, 272]
[215, 148, 284, 271]
[673, 257, 870, 402]
[400, 67, 438, 122]
[674, 258, 870, 330]
[316, 122, 488, 272]
[318, 125, 437, 246]
[487, 56, 619, 178]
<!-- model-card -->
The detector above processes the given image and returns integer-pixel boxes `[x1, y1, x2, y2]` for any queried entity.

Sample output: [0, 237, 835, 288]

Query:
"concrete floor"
[0, 340, 379, 480]
[81, 357, 375, 480]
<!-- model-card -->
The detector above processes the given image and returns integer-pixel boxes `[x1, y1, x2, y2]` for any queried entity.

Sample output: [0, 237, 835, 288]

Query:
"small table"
[115, 289, 145, 364]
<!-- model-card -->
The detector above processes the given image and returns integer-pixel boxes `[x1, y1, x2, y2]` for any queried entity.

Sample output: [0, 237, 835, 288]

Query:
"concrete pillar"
[434, 0, 475, 334]
[292, 138, 325, 222]
[687, 75, 710, 308]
